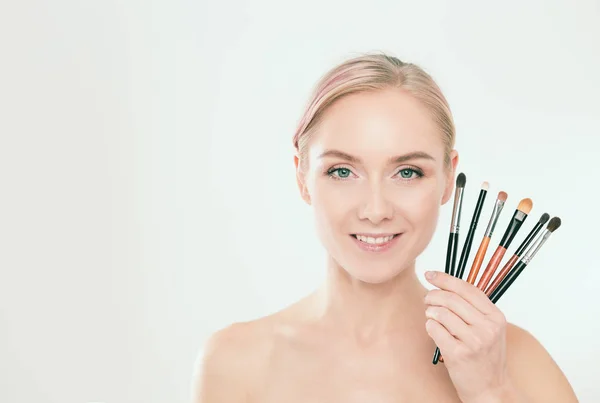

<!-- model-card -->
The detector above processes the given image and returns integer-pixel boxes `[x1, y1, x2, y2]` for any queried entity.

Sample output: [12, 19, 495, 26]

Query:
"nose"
[357, 182, 394, 224]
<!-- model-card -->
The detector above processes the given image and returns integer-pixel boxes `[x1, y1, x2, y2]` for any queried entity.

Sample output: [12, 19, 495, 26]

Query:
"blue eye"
[397, 168, 423, 179]
[328, 167, 353, 179]
[337, 168, 351, 178]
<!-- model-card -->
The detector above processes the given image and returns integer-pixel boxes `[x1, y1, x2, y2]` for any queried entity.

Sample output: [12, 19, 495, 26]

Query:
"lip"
[350, 233, 402, 253]
[352, 233, 398, 238]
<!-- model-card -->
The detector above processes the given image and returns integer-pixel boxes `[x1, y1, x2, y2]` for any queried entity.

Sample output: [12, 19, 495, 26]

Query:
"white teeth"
[355, 235, 395, 244]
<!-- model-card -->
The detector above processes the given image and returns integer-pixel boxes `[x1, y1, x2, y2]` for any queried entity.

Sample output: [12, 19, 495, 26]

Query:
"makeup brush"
[485, 213, 549, 296]
[489, 217, 561, 301]
[437, 215, 560, 366]
[465, 191, 508, 285]
[432, 172, 466, 365]
[433, 182, 489, 366]
[476, 198, 533, 291]
[455, 182, 489, 280]
[446, 173, 467, 277]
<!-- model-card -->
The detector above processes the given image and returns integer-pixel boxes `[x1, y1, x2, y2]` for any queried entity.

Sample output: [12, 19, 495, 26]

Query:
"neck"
[313, 255, 427, 343]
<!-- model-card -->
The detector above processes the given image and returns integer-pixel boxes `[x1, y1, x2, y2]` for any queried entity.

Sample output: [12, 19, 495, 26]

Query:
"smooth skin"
[192, 88, 578, 402]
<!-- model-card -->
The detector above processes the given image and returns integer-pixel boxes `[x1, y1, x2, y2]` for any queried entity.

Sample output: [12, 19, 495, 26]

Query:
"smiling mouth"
[351, 234, 401, 245]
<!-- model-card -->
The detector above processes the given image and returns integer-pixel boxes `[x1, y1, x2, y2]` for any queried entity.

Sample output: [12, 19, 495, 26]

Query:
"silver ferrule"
[450, 187, 465, 233]
[514, 210, 527, 222]
[521, 229, 551, 264]
[484, 199, 506, 237]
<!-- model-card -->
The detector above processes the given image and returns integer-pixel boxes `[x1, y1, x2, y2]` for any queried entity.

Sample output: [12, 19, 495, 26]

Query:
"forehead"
[309, 88, 445, 162]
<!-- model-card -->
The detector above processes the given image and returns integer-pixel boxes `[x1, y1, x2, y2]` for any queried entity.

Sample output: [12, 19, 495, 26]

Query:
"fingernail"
[425, 271, 436, 280]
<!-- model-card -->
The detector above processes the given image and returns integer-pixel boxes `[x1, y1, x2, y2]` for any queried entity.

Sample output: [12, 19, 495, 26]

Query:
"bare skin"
[192, 266, 577, 402]
[192, 88, 578, 402]
[194, 265, 465, 402]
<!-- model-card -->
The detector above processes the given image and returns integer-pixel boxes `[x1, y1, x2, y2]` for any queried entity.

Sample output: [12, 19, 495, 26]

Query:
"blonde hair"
[293, 52, 455, 171]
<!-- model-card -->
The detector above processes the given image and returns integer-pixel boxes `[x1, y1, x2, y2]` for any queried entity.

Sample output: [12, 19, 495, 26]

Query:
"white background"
[1, 0, 599, 402]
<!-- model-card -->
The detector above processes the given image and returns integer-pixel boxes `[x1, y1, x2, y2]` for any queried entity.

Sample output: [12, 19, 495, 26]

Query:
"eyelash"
[325, 165, 425, 181]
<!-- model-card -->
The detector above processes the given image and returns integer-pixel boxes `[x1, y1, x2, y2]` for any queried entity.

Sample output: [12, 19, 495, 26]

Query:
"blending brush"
[476, 198, 533, 291]
[446, 173, 467, 277]
[488, 217, 561, 301]
[465, 191, 508, 285]
[485, 213, 549, 296]
[455, 182, 489, 280]
[431, 172, 466, 365]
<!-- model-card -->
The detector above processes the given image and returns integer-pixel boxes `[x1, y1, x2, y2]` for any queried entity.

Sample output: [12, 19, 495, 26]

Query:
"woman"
[192, 53, 578, 402]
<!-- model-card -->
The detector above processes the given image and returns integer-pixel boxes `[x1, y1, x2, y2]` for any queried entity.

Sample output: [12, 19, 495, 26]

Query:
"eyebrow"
[317, 149, 436, 164]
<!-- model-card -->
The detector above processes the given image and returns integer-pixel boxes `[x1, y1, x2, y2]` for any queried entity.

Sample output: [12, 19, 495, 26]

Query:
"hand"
[424, 270, 521, 403]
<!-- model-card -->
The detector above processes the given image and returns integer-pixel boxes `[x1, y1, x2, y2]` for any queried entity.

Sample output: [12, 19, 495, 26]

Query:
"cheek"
[395, 182, 442, 227]
[310, 180, 354, 226]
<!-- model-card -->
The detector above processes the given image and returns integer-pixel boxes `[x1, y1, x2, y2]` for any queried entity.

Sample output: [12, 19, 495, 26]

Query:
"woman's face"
[295, 88, 458, 283]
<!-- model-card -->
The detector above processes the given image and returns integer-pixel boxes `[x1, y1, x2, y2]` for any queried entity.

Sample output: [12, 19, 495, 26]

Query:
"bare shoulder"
[505, 322, 578, 402]
[190, 318, 274, 403]
[190, 295, 315, 402]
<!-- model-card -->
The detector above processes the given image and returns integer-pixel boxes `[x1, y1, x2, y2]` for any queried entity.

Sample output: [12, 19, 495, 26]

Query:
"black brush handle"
[500, 211, 527, 248]
[446, 232, 459, 277]
[514, 221, 543, 256]
[489, 261, 527, 302]
[455, 230, 475, 280]
[432, 347, 442, 364]
[456, 190, 487, 279]
[433, 232, 459, 364]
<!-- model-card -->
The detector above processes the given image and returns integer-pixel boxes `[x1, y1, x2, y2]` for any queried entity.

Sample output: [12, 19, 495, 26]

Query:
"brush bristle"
[498, 191, 508, 202]
[547, 217, 561, 232]
[517, 198, 533, 214]
[539, 213, 550, 224]
[482, 181, 489, 190]
[456, 173, 466, 188]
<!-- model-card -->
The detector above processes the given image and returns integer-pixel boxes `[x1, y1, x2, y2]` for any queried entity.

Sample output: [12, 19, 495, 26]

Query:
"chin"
[344, 262, 408, 284]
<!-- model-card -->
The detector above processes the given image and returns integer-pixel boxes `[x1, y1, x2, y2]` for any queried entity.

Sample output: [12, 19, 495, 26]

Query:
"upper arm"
[506, 324, 578, 402]
[190, 324, 251, 403]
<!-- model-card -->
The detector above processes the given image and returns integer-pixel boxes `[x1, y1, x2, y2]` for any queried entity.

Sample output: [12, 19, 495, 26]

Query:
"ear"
[441, 150, 459, 205]
[294, 154, 311, 205]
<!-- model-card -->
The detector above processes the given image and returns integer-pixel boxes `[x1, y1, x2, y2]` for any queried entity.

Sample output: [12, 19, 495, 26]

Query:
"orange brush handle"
[476, 246, 507, 291]
[466, 236, 490, 284]
[485, 253, 519, 296]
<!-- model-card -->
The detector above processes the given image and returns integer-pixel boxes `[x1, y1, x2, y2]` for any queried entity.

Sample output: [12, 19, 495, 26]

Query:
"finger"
[425, 318, 459, 356]
[425, 289, 485, 326]
[425, 271, 495, 315]
[425, 306, 476, 344]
